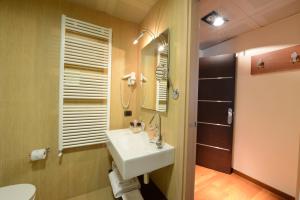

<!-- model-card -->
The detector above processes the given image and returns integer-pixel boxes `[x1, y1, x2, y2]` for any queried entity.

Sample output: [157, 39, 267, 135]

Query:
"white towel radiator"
[59, 15, 112, 155]
[156, 45, 168, 112]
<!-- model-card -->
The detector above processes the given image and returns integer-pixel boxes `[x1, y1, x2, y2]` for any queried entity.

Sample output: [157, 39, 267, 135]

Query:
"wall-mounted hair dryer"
[120, 72, 136, 110]
[122, 72, 136, 86]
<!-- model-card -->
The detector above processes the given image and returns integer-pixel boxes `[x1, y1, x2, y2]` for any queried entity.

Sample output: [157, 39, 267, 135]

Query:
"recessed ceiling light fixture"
[201, 11, 228, 27]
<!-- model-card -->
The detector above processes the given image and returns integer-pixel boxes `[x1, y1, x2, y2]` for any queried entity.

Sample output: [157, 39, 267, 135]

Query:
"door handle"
[227, 108, 233, 125]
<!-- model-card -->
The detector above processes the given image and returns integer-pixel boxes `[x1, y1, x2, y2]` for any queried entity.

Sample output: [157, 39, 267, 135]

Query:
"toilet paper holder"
[29, 147, 50, 161]
[45, 147, 50, 153]
[29, 147, 50, 154]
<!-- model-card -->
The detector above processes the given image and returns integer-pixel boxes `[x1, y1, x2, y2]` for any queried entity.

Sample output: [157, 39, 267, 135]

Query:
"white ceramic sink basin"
[106, 129, 175, 180]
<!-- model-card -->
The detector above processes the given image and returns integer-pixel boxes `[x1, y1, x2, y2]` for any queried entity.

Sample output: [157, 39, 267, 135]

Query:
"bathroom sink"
[106, 129, 175, 180]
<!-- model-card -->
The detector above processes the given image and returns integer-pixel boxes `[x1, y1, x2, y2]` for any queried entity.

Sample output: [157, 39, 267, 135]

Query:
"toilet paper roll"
[30, 148, 47, 161]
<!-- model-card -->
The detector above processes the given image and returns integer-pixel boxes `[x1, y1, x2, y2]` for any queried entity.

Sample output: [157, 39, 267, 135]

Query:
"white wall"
[202, 14, 300, 196]
[234, 47, 300, 196]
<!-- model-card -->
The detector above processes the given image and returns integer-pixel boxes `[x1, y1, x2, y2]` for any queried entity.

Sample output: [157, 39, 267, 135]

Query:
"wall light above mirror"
[133, 28, 168, 52]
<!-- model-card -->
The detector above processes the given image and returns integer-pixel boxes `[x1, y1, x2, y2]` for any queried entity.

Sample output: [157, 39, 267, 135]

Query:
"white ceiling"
[66, 0, 159, 23]
[199, 0, 300, 49]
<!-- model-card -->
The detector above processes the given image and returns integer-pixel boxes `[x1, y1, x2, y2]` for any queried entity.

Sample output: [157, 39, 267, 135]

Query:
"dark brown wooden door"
[196, 54, 236, 174]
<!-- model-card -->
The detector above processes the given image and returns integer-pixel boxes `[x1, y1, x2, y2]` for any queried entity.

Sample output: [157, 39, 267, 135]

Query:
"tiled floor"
[67, 187, 114, 200]
[194, 166, 284, 200]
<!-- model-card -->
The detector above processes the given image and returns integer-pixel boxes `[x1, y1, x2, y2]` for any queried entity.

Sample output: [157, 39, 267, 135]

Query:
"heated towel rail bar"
[59, 15, 112, 156]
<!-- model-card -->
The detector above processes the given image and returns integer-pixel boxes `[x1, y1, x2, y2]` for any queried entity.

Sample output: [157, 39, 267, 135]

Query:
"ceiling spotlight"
[201, 11, 228, 27]
[158, 45, 165, 52]
[213, 16, 225, 27]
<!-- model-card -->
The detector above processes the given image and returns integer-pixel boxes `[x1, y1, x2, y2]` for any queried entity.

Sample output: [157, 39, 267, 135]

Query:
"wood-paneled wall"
[0, 0, 138, 199]
[138, 0, 192, 199]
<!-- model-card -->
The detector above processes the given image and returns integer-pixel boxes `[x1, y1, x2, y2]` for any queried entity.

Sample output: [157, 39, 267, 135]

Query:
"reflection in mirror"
[141, 30, 169, 113]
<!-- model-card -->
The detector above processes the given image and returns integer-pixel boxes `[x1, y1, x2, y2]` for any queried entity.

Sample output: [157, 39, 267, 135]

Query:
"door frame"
[182, 0, 199, 199]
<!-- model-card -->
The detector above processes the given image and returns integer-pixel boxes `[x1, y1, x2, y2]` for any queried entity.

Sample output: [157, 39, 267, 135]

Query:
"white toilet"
[0, 184, 36, 200]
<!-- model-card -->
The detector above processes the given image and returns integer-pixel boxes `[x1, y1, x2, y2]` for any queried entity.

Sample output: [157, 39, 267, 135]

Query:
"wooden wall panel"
[0, 0, 139, 199]
[251, 45, 300, 75]
[138, 0, 191, 199]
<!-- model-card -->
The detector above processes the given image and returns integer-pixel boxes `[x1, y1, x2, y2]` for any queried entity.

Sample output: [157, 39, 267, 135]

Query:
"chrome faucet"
[149, 112, 163, 149]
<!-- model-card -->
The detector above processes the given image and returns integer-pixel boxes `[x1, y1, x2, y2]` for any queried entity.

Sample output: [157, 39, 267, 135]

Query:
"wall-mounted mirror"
[141, 30, 169, 113]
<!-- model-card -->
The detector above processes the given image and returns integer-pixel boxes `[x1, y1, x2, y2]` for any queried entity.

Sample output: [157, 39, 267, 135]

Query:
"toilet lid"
[0, 184, 36, 200]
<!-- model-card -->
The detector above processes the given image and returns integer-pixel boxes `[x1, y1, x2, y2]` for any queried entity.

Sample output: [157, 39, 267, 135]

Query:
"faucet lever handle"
[148, 124, 156, 130]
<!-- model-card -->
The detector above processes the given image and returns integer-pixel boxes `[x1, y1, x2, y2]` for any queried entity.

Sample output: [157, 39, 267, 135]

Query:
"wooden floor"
[194, 166, 284, 200]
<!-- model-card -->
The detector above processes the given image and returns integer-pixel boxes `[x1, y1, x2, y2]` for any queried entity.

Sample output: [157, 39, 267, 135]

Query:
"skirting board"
[233, 169, 295, 200]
